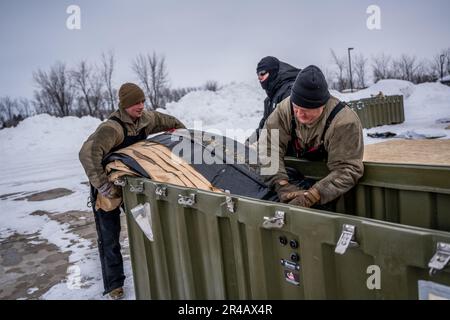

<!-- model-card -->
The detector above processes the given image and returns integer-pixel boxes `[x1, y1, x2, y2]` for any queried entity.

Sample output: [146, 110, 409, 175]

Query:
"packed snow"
[0, 79, 449, 300]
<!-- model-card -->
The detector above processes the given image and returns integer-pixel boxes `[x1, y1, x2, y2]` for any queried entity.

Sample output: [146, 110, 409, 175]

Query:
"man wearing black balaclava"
[255, 56, 301, 138]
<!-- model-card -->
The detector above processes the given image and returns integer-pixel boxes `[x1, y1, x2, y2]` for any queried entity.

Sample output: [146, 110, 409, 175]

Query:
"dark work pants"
[91, 187, 125, 295]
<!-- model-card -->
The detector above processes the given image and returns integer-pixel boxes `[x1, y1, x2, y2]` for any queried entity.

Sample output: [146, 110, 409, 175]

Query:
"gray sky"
[1, 0, 449, 98]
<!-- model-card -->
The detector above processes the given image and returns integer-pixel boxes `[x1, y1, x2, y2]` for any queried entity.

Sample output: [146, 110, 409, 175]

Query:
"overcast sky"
[1, 0, 449, 98]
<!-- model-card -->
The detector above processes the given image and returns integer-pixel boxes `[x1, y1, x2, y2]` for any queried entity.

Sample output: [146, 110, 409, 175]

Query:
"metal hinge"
[221, 190, 235, 213]
[129, 181, 144, 193]
[263, 211, 285, 229]
[335, 224, 359, 255]
[178, 193, 196, 207]
[114, 179, 126, 187]
[428, 242, 450, 276]
[155, 185, 167, 197]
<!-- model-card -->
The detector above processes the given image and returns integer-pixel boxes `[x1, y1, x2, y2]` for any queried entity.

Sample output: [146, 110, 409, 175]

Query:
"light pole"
[440, 54, 445, 80]
[348, 48, 354, 92]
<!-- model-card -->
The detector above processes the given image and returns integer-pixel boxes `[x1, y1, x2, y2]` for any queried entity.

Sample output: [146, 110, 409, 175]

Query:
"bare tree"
[18, 98, 32, 118]
[132, 52, 169, 110]
[372, 53, 393, 82]
[101, 51, 117, 113]
[353, 53, 368, 89]
[0, 96, 16, 122]
[90, 67, 106, 119]
[330, 49, 348, 91]
[33, 62, 74, 117]
[71, 60, 94, 116]
[71, 61, 105, 118]
[392, 54, 419, 82]
[0, 96, 29, 128]
[204, 80, 219, 92]
[430, 48, 450, 80]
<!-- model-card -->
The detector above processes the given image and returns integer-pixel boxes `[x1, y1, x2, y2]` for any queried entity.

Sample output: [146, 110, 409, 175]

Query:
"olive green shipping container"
[122, 159, 450, 300]
[347, 95, 405, 129]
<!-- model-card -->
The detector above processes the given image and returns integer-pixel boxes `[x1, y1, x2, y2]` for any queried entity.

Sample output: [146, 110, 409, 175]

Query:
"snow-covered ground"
[0, 79, 449, 299]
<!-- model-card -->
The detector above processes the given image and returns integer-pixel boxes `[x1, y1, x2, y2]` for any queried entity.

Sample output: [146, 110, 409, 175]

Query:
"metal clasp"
[263, 211, 285, 229]
[428, 242, 450, 276]
[129, 181, 144, 193]
[114, 179, 126, 187]
[155, 185, 167, 197]
[221, 190, 235, 213]
[178, 194, 196, 207]
[335, 224, 359, 255]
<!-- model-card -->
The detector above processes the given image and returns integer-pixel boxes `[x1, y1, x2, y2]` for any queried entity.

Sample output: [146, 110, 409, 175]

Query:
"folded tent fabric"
[102, 129, 274, 202]
[105, 140, 221, 193]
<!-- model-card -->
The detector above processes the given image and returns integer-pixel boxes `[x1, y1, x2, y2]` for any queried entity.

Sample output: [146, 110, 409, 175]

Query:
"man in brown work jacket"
[79, 82, 185, 299]
[259, 65, 364, 209]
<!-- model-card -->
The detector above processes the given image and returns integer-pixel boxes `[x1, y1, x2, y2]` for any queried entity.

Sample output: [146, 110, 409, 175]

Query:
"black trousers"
[91, 187, 125, 295]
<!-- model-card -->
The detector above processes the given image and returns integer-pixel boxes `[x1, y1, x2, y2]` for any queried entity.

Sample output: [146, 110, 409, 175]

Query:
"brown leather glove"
[274, 179, 303, 203]
[288, 188, 321, 208]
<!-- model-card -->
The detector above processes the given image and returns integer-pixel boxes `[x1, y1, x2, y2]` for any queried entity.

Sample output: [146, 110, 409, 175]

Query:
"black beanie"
[290, 65, 330, 109]
[256, 56, 280, 74]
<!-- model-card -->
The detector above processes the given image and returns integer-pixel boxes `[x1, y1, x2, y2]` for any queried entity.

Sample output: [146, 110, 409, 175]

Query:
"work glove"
[274, 179, 303, 203]
[98, 182, 116, 199]
[288, 188, 321, 208]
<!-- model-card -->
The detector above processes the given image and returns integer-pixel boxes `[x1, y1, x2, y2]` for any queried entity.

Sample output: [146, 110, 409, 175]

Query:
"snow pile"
[0, 114, 100, 155]
[160, 81, 265, 141]
[333, 79, 416, 101]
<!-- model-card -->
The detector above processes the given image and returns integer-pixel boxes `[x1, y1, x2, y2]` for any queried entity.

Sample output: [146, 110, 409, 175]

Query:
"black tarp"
[104, 129, 276, 200]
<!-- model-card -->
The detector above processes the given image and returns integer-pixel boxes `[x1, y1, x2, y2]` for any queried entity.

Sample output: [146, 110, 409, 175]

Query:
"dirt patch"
[15, 188, 74, 201]
[364, 139, 450, 166]
[0, 233, 71, 300]
[0, 210, 130, 299]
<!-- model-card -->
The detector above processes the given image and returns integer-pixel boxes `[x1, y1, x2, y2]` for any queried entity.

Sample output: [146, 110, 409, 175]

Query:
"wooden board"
[363, 139, 450, 166]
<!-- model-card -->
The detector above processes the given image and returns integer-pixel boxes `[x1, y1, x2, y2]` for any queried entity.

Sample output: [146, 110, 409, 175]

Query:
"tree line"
[0, 51, 219, 129]
[1, 48, 449, 129]
[327, 48, 450, 91]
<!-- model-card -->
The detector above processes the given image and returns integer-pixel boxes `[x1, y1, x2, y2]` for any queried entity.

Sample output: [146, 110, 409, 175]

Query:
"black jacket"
[257, 61, 300, 135]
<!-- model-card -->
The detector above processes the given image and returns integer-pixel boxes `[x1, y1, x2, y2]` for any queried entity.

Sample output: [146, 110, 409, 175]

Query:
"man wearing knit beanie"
[259, 65, 364, 210]
[79, 82, 185, 299]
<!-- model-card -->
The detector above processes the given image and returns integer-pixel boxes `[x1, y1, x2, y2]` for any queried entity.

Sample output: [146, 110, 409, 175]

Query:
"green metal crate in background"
[347, 95, 405, 129]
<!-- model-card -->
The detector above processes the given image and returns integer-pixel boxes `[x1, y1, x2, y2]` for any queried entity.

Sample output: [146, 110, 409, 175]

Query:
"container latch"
[335, 224, 359, 255]
[221, 190, 235, 213]
[178, 193, 196, 207]
[155, 185, 167, 197]
[428, 242, 450, 276]
[129, 181, 144, 193]
[114, 179, 126, 187]
[263, 211, 285, 229]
